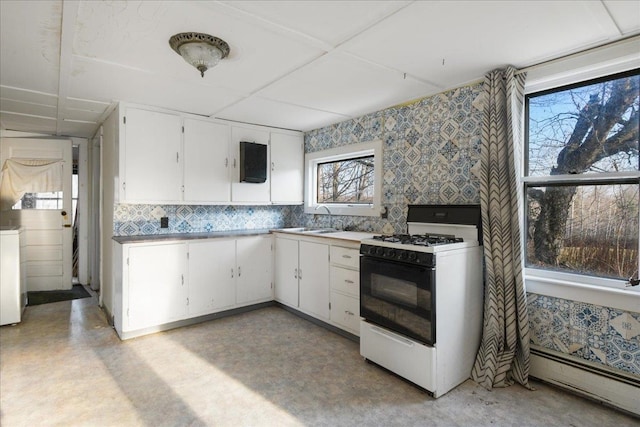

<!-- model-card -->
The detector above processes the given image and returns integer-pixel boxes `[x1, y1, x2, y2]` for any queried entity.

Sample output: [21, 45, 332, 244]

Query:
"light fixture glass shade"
[169, 33, 230, 77]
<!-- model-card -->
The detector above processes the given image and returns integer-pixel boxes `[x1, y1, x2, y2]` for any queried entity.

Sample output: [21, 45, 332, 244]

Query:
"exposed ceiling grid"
[0, 0, 639, 138]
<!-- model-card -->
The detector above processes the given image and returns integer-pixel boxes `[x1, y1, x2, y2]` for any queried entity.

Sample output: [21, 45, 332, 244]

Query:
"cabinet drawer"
[330, 246, 359, 269]
[330, 292, 360, 335]
[330, 266, 359, 296]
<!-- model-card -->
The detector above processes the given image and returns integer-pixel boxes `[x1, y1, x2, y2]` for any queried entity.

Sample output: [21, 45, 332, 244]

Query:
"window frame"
[304, 140, 383, 217]
[523, 69, 640, 292]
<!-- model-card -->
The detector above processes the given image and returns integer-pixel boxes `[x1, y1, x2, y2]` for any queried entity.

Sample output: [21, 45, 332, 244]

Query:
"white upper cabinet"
[270, 131, 303, 204]
[183, 118, 231, 203]
[122, 107, 182, 203]
[115, 103, 302, 205]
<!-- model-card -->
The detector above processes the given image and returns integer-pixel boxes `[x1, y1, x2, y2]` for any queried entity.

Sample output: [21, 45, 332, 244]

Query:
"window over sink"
[304, 140, 382, 217]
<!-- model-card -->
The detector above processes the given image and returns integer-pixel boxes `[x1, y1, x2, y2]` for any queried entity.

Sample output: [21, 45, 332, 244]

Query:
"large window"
[305, 140, 382, 217]
[524, 69, 639, 287]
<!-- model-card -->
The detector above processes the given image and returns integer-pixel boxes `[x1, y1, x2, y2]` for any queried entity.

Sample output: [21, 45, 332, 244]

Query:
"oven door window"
[360, 256, 435, 345]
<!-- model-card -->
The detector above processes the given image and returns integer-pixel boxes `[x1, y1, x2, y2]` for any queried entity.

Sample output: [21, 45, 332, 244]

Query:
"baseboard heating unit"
[530, 346, 640, 416]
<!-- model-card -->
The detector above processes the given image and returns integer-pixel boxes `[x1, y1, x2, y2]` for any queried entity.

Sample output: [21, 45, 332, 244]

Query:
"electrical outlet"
[160, 217, 169, 228]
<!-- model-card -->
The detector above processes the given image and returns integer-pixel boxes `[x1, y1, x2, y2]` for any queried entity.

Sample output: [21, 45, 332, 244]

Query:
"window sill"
[525, 272, 640, 312]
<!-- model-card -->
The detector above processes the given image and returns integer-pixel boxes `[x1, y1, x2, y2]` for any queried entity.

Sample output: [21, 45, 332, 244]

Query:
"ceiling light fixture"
[169, 32, 230, 77]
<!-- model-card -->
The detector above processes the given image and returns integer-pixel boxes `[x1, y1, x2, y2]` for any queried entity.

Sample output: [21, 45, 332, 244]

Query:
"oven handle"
[369, 325, 415, 347]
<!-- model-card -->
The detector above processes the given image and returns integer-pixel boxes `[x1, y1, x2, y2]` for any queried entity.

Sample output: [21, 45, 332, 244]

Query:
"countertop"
[113, 228, 376, 244]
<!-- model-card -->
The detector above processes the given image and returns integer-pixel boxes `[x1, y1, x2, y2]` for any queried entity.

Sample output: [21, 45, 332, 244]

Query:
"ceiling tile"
[68, 57, 245, 117]
[216, 96, 351, 131]
[342, 1, 628, 89]
[0, 111, 57, 135]
[604, 0, 640, 34]
[0, 86, 58, 107]
[60, 120, 99, 138]
[65, 97, 110, 112]
[259, 52, 439, 117]
[219, 1, 411, 47]
[74, 1, 325, 95]
[0, 98, 57, 119]
[0, 1, 61, 94]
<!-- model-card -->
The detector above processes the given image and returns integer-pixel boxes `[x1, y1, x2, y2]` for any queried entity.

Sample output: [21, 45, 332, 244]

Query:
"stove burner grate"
[371, 233, 463, 246]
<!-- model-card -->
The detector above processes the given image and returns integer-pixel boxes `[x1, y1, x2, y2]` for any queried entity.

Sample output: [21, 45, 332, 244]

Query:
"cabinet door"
[127, 243, 186, 330]
[123, 108, 182, 203]
[270, 131, 303, 204]
[274, 237, 299, 307]
[236, 235, 272, 304]
[183, 118, 231, 203]
[299, 240, 330, 320]
[188, 239, 236, 315]
[231, 126, 270, 202]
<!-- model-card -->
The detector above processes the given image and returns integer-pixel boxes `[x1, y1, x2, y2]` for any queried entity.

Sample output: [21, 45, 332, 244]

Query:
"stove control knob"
[398, 250, 408, 260]
[368, 246, 377, 255]
[408, 252, 417, 261]
[376, 247, 385, 256]
[385, 248, 396, 258]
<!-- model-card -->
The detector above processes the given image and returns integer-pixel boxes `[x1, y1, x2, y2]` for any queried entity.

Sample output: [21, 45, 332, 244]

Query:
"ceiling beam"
[55, 0, 79, 136]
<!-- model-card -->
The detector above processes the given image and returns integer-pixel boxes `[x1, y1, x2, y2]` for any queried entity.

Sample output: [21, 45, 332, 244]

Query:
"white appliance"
[1, 227, 26, 325]
[359, 205, 484, 398]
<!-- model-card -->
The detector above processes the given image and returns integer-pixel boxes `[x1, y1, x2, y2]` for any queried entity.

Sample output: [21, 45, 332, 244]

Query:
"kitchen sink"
[278, 227, 339, 234]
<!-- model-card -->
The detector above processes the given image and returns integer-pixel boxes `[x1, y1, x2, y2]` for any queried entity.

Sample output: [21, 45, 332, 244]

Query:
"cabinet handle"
[238, 266, 241, 277]
[225, 158, 228, 167]
[298, 268, 302, 280]
[231, 268, 234, 278]
[342, 255, 352, 259]
[345, 310, 354, 316]
[271, 162, 275, 171]
[233, 158, 237, 168]
[176, 152, 179, 163]
[181, 274, 184, 285]
[344, 279, 354, 284]
[294, 268, 298, 279]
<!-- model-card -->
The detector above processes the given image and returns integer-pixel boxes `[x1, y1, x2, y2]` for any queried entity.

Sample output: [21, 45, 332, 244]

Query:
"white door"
[0, 138, 72, 291]
[274, 236, 299, 307]
[236, 235, 272, 304]
[270, 131, 303, 204]
[188, 239, 236, 314]
[299, 240, 330, 320]
[122, 108, 182, 203]
[183, 118, 231, 203]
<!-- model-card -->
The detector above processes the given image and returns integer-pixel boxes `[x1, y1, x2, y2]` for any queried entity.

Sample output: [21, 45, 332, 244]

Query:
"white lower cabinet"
[126, 242, 187, 331]
[329, 244, 361, 336]
[188, 239, 236, 315]
[116, 234, 273, 339]
[236, 235, 273, 304]
[274, 235, 330, 321]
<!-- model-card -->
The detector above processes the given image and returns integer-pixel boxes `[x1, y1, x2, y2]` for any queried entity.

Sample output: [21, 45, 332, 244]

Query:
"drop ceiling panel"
[219, 1, 411, 47]
[61, 107, 102, 123]
[0, 99, 56, 119]
[60, 120, 98, 138]
[216, 96, 350, 131]
[604, 0, 640, 34]
[343, 1, 625, 90]
[74, 1, 325, 95]
[0, 112, 57, 135]
[65, 97, 110, 112]
[0, 86, 58, 107]
[0, 1, 62, 94]
[259, 52, 439, 117]
[68, 57, 244, 117]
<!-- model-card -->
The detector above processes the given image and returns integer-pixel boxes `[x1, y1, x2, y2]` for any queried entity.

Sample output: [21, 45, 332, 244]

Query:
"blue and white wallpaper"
[111, 81, 639, 378]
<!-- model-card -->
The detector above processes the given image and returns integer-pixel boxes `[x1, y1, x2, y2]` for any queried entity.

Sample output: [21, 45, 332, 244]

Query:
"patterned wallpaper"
[111, 80, 639, 378]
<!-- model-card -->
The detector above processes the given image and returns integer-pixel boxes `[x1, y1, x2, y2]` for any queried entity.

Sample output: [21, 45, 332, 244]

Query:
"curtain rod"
[514, 34, 640, 75]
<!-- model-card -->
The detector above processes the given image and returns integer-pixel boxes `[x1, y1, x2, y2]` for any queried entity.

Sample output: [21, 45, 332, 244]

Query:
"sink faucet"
[315, 205, 332, 229]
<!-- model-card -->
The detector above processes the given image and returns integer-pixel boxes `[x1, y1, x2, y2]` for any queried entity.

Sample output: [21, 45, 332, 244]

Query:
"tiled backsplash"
[299, 83, 484, 234]
[113, 204, 294, 236]
[528, 294, 640, 376]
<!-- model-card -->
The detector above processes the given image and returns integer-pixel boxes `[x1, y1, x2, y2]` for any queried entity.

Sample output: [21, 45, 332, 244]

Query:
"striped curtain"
[471, 66, 531, 389]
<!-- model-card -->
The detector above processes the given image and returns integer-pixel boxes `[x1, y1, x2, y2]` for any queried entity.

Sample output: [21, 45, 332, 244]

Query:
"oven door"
[360, 255, 435, 345]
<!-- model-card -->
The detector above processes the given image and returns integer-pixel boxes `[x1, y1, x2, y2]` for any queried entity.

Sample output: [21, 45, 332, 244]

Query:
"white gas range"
[359, 205, 484, 398]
